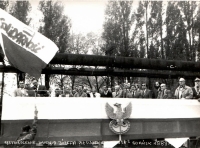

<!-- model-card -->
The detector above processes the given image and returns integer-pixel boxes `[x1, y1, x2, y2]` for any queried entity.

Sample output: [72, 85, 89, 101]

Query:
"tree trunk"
[95, 76, 99, 93]
[159, 4, 164, 59]
[145, 2, 149, 59]
[45, 74, 50, 90]
[86, 76, 92, 90]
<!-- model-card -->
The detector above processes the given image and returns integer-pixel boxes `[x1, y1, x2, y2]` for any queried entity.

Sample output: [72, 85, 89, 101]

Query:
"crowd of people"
[13, 77, 200, 99]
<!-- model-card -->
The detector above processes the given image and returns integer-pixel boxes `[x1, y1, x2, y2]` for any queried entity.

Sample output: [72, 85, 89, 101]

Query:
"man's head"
[141, 83, 147, 90]
[22, 125, 31, 133]
[32, 78, 38, 87]
[160, 83, 166, 91]
[19, 81, 25, 88]
[154, 81, 160, 89]
[115, 85, 120, 91]
[135, 83, 140, 89]
[103, 86, 108, 91]
[124, 83, 130, 89]
[195, 78, 200, 87]
[130, 85, 136, 91]
[179, 78, 185, 86]
[78, 85, 84, 92]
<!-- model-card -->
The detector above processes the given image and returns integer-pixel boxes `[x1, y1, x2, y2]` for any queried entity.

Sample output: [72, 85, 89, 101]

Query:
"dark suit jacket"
[127, 90, 142, 98]
[28, 85, 48, 97]
[141, 89, 152, 99]
[157, 89, 172, 99]
[192, 87, 200, 99]
[101, 91, 112, 98]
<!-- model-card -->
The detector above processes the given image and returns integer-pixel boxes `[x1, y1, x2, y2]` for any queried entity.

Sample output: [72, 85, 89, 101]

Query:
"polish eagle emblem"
[105, 102, 132, 135]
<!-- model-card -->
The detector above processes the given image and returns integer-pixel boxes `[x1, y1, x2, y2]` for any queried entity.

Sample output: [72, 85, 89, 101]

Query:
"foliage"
[39, 0, 71, 53]
[0, 0, 9, 10]
[10, 1, 32, 25]
[102, 1, 133, 57]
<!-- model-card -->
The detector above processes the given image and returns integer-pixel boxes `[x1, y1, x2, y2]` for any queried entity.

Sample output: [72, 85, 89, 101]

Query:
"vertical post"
[45, 74, 50, 90]
[18, 72, 25, 82]
[0, 60, 5, 132]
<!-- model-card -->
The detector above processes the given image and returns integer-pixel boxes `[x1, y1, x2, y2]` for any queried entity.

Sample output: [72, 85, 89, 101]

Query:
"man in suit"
[13, 81, 28, 97]
[101, 86, 112, 98]
[30, 78, 49, 97]
[174, 78, 193, 99]
[122, 82, 130, 98]
[141, 83, 152, 99]
[112, 85, 123, 98]
[127, 84, 142, 98]
[192, 77, 200, 99]
[152, 81, 161, 98]
[74, 85, 87, 97]
[157, 83, 172, 99]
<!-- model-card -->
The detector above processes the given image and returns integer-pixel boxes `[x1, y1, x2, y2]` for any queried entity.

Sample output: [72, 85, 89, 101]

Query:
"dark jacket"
[28, 85, 49, 97]
[157, 89, 172, 99]
[192, 87, 200, 99]
[101, 91, 112, 98]
[126, 90, 142, 98]
[141, 89, 152, 99]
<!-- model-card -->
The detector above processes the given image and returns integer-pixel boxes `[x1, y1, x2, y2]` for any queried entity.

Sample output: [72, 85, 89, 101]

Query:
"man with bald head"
[174, 78, 193, 99]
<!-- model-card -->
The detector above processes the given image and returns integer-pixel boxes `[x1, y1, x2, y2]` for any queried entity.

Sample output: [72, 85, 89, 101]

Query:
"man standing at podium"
[28, 78, 49, 97]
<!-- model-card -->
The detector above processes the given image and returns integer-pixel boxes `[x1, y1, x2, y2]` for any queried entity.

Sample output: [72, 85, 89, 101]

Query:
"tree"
[102, 1, 133, 57]
[178, 1, 198, 61]
[69, 33, 90, 54]
[131, 1, 146, 58]
[164, 2, 185, 60]
[193, 3, 200, 61]
[0, 0, 9, 10]
[38, 0, 71, 89]
[39, 0, 71, 53]
[10, 1, 32, 25]
[148, 1, 163, 59]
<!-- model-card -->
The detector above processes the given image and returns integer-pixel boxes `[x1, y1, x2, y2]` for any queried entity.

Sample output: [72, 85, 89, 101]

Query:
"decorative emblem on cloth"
[105, 102, 132, 140]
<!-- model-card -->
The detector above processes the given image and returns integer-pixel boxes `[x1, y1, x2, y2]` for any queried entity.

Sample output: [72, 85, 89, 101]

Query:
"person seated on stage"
[157, 83, 172, 99]
[174, 78, 193, 99]
[74, 85, 87, 97]
[152, 81, 161, 98]
[101, 85, 112, 98]
[141, 83, 152, 99]
[13, 81, 28, 97]
[54, 88, 62, 97]
[61, 87, 73, 97]
[122, 82, 130, 98]
[127, 84, 142, 98]
[85, 88, 91, 97]
[112, 85, 123, 98]
[89, 87, 101, 98]
[192, 78, 200, 99]
[31, 78, 49, 97]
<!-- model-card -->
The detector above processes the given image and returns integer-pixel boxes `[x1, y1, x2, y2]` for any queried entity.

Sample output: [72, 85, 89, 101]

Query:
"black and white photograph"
[0, 0, 200, 147]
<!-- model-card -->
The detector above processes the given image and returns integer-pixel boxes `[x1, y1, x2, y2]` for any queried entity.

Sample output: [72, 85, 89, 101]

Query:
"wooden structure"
[1, 98, 200, 145]
[0, 53, 200, 147]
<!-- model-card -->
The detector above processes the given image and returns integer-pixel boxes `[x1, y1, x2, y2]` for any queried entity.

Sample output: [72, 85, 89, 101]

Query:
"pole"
[0, 60, 5, 132]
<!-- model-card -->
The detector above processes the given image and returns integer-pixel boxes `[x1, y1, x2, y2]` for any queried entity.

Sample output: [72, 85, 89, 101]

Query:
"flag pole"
[0, 57, 5, 132]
